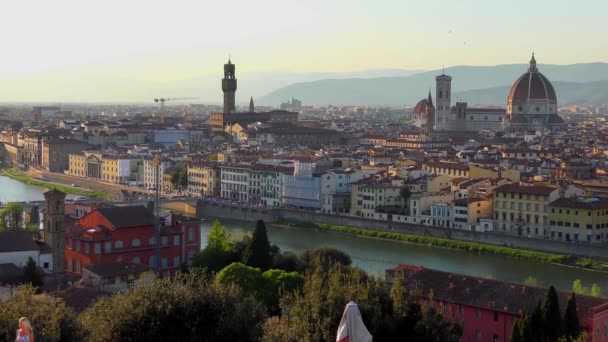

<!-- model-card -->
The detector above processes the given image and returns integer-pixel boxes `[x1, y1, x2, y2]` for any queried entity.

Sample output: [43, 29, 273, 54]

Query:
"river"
[2, 174, 605, 293]
[0, 175, 77, 203]
[200, 219, 608, 293]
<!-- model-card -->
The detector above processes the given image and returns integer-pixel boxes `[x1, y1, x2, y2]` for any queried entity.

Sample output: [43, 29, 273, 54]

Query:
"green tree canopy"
[299, 246, 352, 271]
[0, 284, 79, 341]
[216, 262, 266, 299]
[590, 283, 602, 297]
[191, 220, 236, 273]
[242, 220, 272, 270]
[80, 272, 266, 342]
[0, 202, 23, 231]
[262, 264, 461, 342]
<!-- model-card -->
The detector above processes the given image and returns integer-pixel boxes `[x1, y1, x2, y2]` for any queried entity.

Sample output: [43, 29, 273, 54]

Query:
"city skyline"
[2, 0, 608, 102]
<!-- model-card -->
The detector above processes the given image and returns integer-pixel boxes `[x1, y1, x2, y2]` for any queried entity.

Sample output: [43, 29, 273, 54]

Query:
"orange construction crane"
[154, 97, 198, 124]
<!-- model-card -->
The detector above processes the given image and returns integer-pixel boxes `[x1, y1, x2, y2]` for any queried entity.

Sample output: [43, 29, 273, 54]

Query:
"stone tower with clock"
[43, 189, 66, 272]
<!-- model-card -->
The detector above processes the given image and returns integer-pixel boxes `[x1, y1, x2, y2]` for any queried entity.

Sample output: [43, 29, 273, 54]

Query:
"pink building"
[387, 264, 608, 342]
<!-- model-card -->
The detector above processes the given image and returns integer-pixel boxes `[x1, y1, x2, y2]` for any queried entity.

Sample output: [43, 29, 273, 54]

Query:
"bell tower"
[435, 72, 452, 130]
[222, 58, 237, 114]
[43, 189, 66, 272]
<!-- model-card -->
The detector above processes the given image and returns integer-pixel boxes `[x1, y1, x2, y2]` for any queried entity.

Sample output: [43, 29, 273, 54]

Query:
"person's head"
[18, 317, 32, 334]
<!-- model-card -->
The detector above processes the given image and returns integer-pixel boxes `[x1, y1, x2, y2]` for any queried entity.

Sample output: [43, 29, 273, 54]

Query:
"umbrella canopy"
[336, 301, 373, 342]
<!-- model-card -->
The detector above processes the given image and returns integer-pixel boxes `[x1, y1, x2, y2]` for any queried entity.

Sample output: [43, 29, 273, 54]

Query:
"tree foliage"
[0, 202, 24, 231]
[563, 292, 581, 341]
[170, 167, 188, 190]
[399, 185, 412, 204]
[572, 279, 602, 297]
[510, 321, 522, 342]
[262, 264, 461, 342]
[299, 246, 352, 271]
[542, 286, 562, 340]
[80, 272, 266, 342]
[242, 220, 272, 270]
[0, 285, 79, 342]
[216, 262, 304, 313]
[23, 257, 43, 288]
[191, 220, 236, 273]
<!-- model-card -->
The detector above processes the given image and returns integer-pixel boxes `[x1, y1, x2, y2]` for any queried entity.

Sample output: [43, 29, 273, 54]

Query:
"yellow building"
[187, 162, 221, 197]
[68, 153, 87, 177]
[548, 197, 608, 244]
[422, 161, 470, 178]
[469, 165, 499, 179]
[101, 156, 119, 183]
[427, 174, 452, 193]
[350, 177, 405, 219]
[493, 183, 560, 237]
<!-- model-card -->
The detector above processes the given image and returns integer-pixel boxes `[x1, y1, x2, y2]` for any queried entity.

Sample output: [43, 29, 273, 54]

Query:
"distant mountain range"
[257, 63, 608, 106]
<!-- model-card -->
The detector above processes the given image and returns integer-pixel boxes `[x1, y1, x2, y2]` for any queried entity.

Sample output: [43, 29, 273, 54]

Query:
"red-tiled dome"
[413, 99, 429, 115]
[508, 54, 556, 104]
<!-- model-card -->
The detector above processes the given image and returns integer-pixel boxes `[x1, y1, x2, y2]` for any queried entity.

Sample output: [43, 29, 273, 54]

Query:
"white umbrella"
[336, 301, 373, 342]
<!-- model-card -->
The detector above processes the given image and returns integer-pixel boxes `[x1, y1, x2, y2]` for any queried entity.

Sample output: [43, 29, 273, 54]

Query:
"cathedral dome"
[413, 99, 430, 115]
[507, 54, 557, 115]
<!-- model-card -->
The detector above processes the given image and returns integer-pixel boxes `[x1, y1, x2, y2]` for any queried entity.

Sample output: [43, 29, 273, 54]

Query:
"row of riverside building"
[186, 157, 608, 245]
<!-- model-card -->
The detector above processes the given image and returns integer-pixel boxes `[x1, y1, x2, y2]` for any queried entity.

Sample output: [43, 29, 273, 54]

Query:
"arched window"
[132, 257, 141, 264]
[149, 237, 156, 245]
[132, 239, 141, 247]
[114, 240, 124, 249]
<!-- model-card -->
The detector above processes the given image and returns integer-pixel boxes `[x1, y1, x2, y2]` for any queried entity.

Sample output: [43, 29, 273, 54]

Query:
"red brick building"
[65, 206, 201, 277]
[387, 264, 608, 342]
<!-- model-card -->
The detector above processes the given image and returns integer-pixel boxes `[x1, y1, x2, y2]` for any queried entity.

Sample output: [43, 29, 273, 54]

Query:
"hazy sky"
[2, 0, 606, 102]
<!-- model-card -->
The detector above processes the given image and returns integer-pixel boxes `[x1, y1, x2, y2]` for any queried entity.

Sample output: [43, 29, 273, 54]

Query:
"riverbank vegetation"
[277, 220, 608, 272]
[0, 167, 111, 200]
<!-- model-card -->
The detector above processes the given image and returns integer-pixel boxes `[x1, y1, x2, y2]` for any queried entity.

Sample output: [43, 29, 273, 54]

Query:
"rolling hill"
[257, 63, 608, 106]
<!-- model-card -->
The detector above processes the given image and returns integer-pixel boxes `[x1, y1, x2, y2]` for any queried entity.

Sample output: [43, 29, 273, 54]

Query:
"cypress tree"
[529, 301, 543, 342]
[519, 312, 534, 341]
[23, 257, 43, 287]
[509, 321, 523, 342]
[242, 220, 272, 270]
[563, 292, 580, 340]
[542, 286, 562, 341]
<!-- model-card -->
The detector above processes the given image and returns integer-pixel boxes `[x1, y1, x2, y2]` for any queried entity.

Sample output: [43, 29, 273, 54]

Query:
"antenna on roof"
[442, 64, 445, 75]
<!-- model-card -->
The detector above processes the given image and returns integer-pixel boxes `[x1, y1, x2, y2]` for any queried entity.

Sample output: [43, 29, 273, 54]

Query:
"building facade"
[493, 183, 560, 237]
[548, 197, 608, 244]
[65, 207, 200, 278]
[187, 162, 221, 197]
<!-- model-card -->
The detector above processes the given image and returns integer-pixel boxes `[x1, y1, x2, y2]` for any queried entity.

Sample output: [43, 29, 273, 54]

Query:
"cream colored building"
[187, 162, 221, 197]
[493, 183, 560, 237]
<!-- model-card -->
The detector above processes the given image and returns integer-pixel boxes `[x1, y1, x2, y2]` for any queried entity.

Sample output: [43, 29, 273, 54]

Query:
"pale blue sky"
[1, 0, 606, 101]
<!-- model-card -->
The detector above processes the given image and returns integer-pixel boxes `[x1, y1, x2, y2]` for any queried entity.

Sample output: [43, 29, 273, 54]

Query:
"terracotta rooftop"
[387, 264, 607, 328]
[494, 183, 557, 196]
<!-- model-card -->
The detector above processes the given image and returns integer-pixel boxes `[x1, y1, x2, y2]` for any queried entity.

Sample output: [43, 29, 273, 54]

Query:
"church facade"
[432, 54, 564, 133]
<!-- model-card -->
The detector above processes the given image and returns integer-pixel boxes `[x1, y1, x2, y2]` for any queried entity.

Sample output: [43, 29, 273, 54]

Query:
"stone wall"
[198, 200, 608, 260]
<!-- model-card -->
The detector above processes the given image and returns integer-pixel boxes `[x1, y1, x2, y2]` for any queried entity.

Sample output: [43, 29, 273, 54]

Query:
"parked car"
[74, 196, 88, 202]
